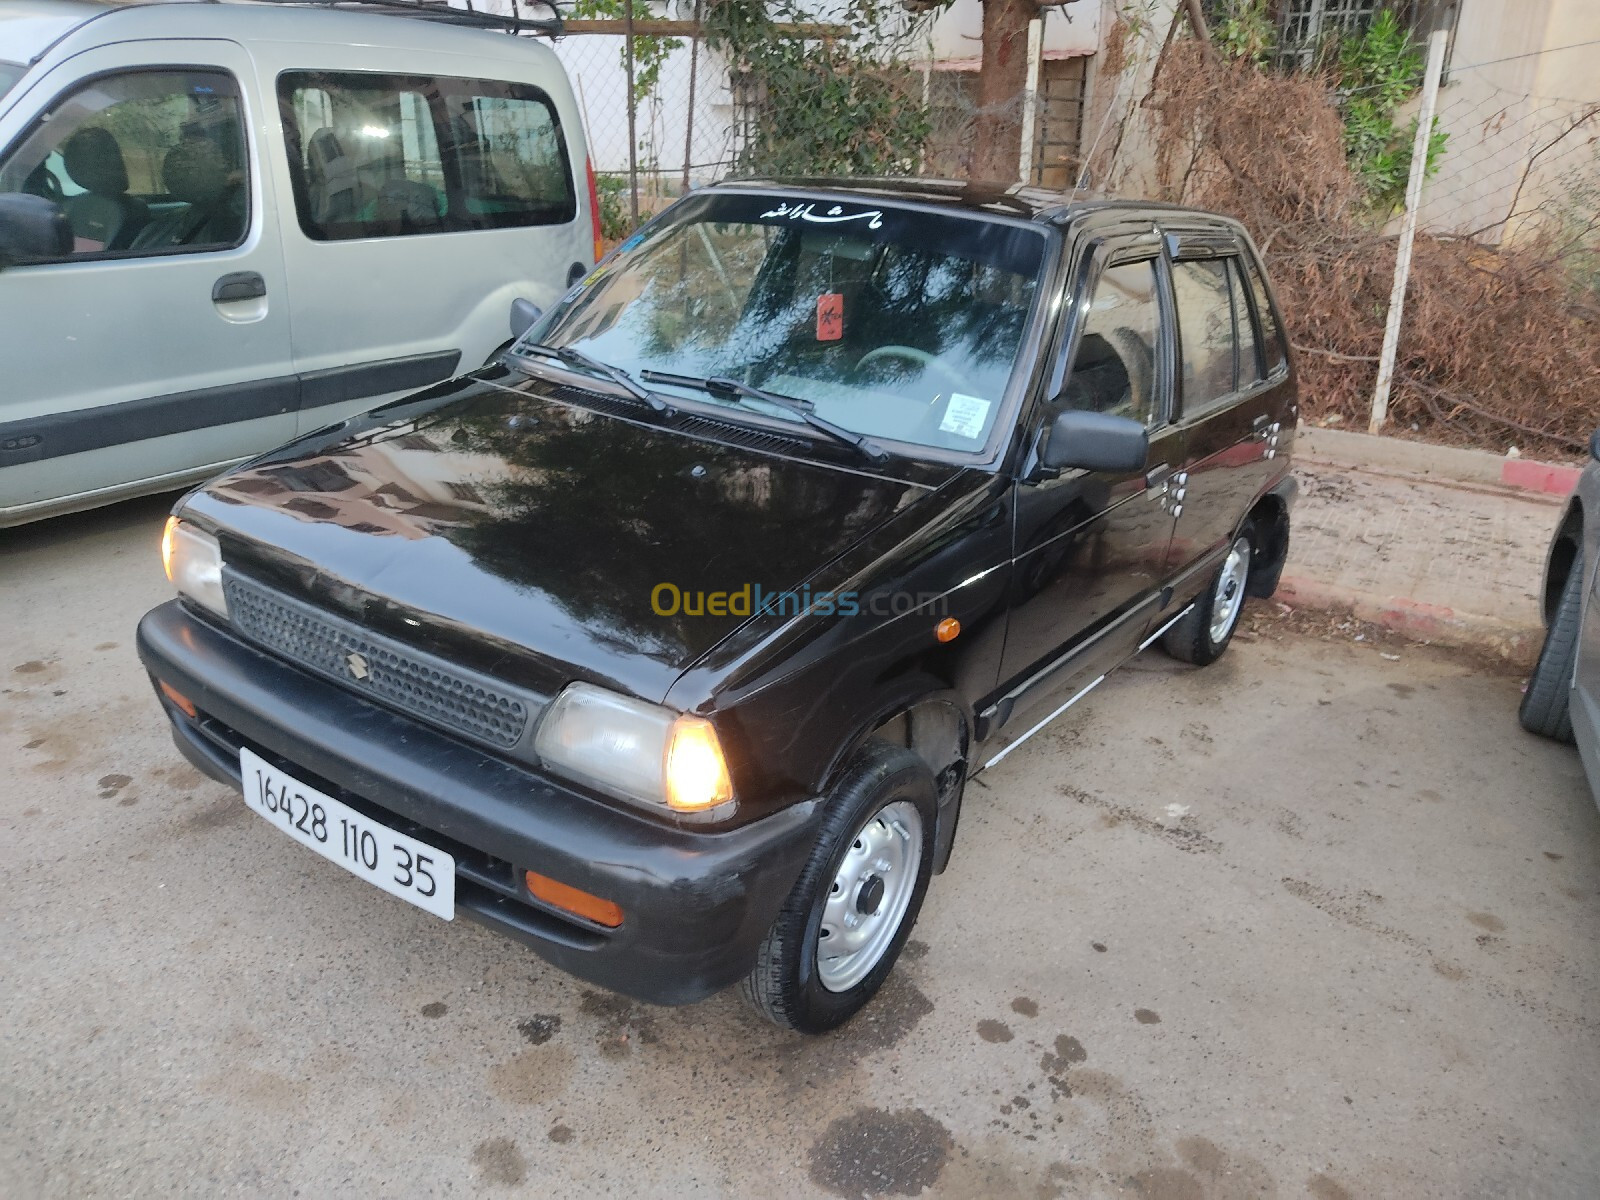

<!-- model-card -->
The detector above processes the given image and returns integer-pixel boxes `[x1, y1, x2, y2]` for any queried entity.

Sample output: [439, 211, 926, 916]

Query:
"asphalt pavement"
[3, 493, 1597, 1199]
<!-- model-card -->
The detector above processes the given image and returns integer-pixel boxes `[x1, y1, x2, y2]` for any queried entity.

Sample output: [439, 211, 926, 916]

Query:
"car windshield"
[516, 191, 1049, 455]
[0, 62, 24, 100]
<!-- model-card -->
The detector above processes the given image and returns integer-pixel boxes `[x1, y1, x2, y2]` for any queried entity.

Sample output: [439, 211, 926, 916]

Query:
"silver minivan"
[0, 0, 598, 526]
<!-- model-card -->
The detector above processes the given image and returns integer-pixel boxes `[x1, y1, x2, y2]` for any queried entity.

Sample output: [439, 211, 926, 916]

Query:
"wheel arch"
[1543, 499, 1585, 626]
[1244, 478, 1295, 599]
[824, 685, 971, 876]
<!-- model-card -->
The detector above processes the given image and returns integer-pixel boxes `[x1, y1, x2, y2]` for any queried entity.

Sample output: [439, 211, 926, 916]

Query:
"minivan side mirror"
[509, 297, 542, 340]
[0, 193, 71, 271]
[1039, 408, 1149, 473]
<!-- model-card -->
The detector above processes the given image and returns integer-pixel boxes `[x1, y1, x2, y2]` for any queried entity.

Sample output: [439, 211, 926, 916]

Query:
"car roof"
[716, 176, 1241, 231]
[0, 0, 548, 69]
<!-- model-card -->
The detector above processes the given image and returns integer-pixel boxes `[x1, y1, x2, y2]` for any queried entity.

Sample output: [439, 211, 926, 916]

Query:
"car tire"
[1163, 522, 1255, 667]
[742, 741, 938, 1034]
[1520, 562, 1583, 743]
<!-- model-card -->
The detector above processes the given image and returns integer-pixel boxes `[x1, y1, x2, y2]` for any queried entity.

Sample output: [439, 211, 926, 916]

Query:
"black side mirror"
[0, 193, 71, 270]
[1039, 408, 1149, 473]
[509, 297, 542, 340]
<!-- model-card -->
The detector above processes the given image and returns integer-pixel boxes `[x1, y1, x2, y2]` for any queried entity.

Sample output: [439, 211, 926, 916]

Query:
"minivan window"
[0, 70, 248, 259]
[279, 71, 575, 241]
[1060, 260, 1163, 428]
[520, 193, 1048, 455]
[1172, 258, 1237, 417]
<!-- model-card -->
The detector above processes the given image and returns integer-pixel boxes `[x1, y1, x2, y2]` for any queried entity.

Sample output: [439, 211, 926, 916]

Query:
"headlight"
[533, 682, 733, 813]
[161, 517, 228, 618]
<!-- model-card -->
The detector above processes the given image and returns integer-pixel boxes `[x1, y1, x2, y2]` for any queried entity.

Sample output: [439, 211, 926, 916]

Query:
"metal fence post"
[623, 0, 640, 227]
[1368, 28, 1447, 436]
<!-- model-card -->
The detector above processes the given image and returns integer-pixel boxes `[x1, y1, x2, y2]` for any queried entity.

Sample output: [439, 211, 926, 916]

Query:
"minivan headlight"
[533, 683, 733, 813]
[161, 517, 228, 618]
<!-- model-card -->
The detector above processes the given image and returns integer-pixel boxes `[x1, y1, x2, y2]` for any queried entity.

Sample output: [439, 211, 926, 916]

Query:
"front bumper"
[136, 600, 822, 1005]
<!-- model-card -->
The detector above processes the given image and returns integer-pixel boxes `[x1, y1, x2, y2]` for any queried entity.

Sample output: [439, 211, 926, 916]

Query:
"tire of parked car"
[1520, 564, 1582, 743]
[742, 741, 938, 1033]
[1163, 521, 1255, 666]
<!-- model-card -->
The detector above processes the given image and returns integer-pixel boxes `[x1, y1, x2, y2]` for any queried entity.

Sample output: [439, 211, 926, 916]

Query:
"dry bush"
[1141, 42, 1599, 459]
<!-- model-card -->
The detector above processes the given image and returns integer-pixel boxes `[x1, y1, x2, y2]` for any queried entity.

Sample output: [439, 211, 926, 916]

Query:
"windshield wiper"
[516, 342, 670, 414]
[639, 371, 887, 462]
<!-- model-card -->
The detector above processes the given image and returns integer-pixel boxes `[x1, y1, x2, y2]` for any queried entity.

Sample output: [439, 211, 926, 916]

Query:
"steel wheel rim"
[1209, 536, 1250, 644]
[816, 800, 923, 993]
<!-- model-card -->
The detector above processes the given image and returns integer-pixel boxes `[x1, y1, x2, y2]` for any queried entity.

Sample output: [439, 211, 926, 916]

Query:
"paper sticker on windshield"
[817, 293, 843, 341]
[939, 393, 991, 440]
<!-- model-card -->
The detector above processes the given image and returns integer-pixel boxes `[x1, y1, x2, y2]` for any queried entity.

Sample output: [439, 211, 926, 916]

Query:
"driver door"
[986, 246, 1180, 751]
[0, 40, 295, 519]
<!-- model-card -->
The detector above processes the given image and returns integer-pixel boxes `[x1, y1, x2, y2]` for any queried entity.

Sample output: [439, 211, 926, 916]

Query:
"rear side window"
[1172, 259, 1235, 414]
[0, 68, 248, 261]
[278, 71, 575, 241]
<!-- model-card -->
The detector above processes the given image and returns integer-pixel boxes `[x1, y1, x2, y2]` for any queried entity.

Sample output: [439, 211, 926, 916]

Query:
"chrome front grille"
[223, 571, 538, 751]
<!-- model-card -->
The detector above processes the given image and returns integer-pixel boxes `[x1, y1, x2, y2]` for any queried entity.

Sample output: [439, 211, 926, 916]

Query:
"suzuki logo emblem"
[346, 652, 370, 681]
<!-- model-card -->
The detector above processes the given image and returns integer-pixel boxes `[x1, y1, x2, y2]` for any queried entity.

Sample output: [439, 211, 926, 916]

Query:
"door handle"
[1252, 413, 1272, 431]
[213, 271, 266, 303]
[1145, 463, 1172, 489]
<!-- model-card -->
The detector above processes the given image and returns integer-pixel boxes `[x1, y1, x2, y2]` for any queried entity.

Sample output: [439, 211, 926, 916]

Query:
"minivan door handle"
[213, 271, 266, 303]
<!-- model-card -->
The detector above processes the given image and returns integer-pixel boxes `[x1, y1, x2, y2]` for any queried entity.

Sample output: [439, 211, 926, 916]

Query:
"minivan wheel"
[742, 741, 938, 1034]
[1163, 523, 1254, 666]
[1520, 563, 1582, 743]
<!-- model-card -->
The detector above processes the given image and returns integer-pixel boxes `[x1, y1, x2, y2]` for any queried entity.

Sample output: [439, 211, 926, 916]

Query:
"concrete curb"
[1275, 574, 1540, 666]
[1297, 425, 1582, 497]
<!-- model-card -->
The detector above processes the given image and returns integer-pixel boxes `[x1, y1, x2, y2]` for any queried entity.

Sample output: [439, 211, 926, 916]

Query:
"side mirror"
[0, 193, 71, 270]
[1039, 408, 1149, 473]
[509, 297, 542, 340]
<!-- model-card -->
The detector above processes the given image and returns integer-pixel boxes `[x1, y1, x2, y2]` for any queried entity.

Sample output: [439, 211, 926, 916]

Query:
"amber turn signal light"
[935, 617, 961, 643]
[158, 679, 197, 717]
[525, 870, 623, 928]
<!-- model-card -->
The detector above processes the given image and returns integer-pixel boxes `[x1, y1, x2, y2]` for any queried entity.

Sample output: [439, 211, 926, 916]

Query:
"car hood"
[184, 371, 959, 704]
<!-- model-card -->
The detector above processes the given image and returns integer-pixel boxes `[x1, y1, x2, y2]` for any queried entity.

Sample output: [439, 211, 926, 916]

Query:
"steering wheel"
[851, 345, 970, 398]
[24, 163, 63, 206]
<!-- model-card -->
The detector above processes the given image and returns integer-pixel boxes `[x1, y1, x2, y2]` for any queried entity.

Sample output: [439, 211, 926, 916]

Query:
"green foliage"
[594, 172, 631, 241]
[704, 0, 932, 178]
[1334, 10, 1447, 214]
[1205, 0, 1275, 65]
[569, 0, 683, 106]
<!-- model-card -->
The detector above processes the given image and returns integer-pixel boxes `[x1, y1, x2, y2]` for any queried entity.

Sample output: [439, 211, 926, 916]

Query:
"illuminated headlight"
[161, 517, 228, 618]
[533, 682, 733, 814]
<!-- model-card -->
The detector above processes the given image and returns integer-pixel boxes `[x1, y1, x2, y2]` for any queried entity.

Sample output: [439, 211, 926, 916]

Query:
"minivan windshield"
[0, 62, 24, 99]
[515, 192, 1048, 456]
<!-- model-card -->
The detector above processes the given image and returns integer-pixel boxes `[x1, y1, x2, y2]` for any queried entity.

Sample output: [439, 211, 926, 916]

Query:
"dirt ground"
[3, 494, 1596, 1198]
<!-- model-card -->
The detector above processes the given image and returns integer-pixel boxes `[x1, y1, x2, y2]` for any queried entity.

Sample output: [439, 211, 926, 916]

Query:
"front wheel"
[742, 742, 938, 1034]
[1163, 524, 1254, 666]
[1520, 563, 1582, 742]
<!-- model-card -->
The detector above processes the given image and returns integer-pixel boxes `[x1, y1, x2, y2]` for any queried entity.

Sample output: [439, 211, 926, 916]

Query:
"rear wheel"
[1163, 523, 1254, 666]
[742, 742, 937, 1034]
[1520, 563, 1582, 742]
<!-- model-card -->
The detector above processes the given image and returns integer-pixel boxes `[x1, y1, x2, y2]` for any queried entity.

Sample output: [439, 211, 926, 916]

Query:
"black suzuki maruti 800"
[139, 179, 1296, 1032]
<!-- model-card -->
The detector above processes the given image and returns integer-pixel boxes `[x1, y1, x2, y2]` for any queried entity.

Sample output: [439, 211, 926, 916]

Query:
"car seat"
[130, 136, 243, 250]
[305, 127, 361, 229]
[60, 126, 148, 251]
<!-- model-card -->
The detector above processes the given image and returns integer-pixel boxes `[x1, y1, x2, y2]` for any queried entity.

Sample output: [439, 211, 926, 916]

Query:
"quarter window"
[0, 69, 248, 261]
[1241, 254, 1287, 374]
[1230, 258, 1264, 389]
[1060, 260, 1163, 429]
[278, 71, 575, 241]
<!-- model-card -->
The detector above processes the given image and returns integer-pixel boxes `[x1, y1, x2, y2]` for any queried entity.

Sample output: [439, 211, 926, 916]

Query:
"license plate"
[239, 747, 455, 920]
